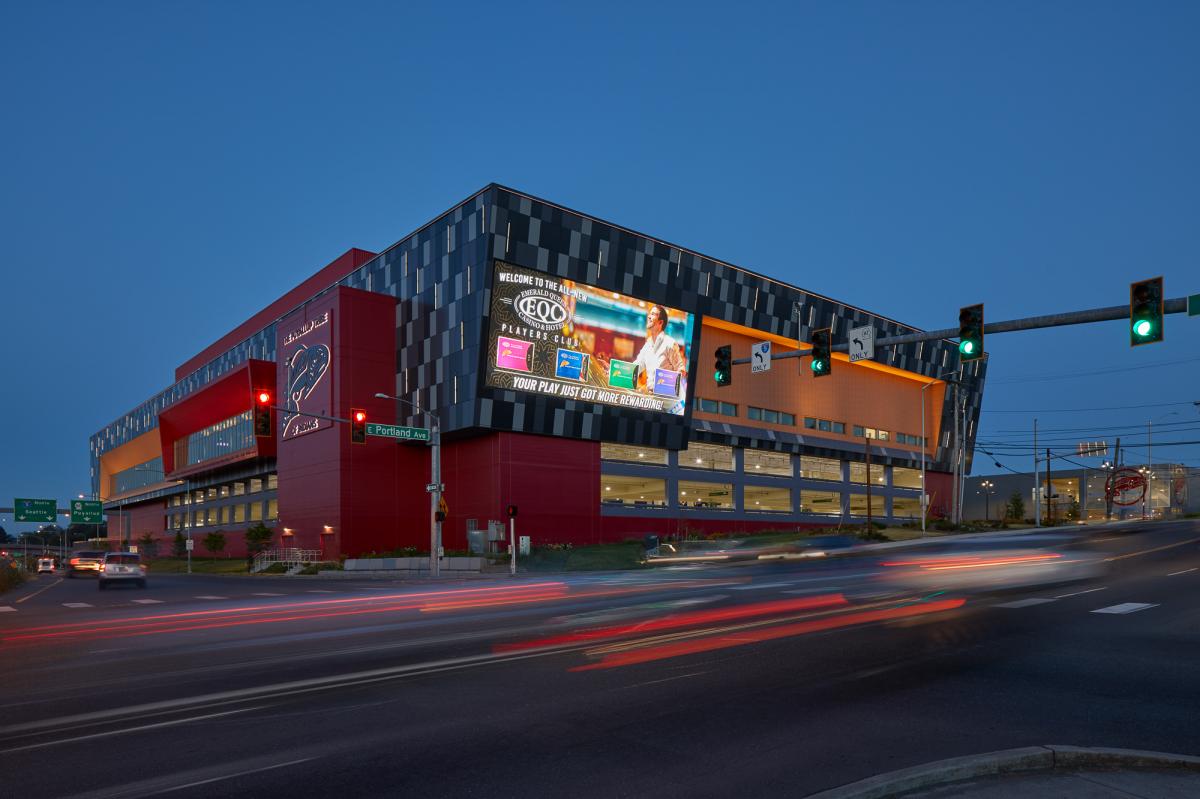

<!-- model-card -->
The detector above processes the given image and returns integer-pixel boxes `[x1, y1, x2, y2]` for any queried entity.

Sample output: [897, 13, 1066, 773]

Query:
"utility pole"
[1034, 419, 1040, 528]
[1145, 419, 1152, 520]
[952, 384, 960, 525]
[431, 422, 442, 578]
[1106, 438, 1120, 520]
[1046, 447, 1053, 526]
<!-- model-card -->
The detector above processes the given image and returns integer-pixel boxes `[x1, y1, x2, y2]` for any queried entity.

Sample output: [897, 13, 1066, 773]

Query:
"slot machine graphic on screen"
[486, 262, 695, 417]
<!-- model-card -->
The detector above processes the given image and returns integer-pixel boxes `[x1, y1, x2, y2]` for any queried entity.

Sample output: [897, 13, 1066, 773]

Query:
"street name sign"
[70, 499, 103, 524]
[848, 325, 875, 363]
[14, 498, 56, 523]
[365, 423, 430, 442]
[1189, 293, 1200, 316]
[750, 341, 771, 373]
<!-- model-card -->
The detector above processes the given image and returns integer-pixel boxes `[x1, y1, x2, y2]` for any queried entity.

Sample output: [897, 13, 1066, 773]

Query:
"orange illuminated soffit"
[701, 316, 942, 385]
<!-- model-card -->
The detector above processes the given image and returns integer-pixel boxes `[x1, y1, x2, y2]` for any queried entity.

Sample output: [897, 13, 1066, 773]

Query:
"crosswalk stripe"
[62, 603, 93, 608]
[994, 598, 1056, 608]
[252, 592, 284, 597]
[131, 599, 163, 604]
[194, 595, 227, 600]
[306, 590, 334, 593]
[0, 606, 16, 612]
[1092, 602, 1158, 615]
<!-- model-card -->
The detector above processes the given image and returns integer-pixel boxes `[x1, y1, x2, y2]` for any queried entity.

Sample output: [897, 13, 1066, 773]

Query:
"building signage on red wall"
[280, 310, 333, 440]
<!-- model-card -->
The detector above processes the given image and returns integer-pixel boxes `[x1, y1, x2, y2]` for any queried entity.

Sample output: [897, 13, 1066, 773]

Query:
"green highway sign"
[365, 423, 431, 442]
[14, 498, 57, 523]
[71, 499, 103, 524]
[1189, 293, 1199, 316]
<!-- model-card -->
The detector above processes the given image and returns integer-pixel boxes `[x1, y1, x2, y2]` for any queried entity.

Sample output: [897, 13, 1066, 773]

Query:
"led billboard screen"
[486, 261, 695, 415]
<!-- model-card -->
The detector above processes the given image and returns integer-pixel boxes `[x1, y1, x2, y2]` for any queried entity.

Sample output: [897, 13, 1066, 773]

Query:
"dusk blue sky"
[2, 1, 1198, 533]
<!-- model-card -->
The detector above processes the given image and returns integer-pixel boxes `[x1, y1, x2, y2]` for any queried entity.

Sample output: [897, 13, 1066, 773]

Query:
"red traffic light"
[350, 408, 367, 444]
[257, 390, 272, 405]
[506, 504, 518, 519]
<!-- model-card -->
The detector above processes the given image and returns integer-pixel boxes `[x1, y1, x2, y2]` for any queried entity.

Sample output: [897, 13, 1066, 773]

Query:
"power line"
[982, 400, 1199, 414]
[987, 357, 1200, 386]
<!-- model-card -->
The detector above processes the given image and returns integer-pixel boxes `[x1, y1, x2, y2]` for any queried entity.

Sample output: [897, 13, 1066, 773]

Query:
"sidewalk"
[805, 746, 1200, 798]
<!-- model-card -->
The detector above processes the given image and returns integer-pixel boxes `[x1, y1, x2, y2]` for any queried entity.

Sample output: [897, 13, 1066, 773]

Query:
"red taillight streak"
[881, 553, 1062, 569]
[420, 590, 570, 612]
[570, 598, 968, 671]
[495, 594, 848, 653]
[2, 582, 569, 637]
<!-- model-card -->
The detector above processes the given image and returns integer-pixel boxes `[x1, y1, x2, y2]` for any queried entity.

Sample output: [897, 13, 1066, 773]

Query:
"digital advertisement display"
[486, 261, 695, 415]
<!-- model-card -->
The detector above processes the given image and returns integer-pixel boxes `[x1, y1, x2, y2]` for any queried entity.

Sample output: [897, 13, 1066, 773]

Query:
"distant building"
[965, 464, 1195, 523]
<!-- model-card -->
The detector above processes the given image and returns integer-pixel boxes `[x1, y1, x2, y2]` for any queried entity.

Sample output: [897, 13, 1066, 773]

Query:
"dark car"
[67, 551, 107, 578]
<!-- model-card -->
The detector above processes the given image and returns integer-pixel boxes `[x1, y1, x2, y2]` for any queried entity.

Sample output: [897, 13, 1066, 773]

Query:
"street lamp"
[375, 392, 444, 577]
[978, 480, 995, 522]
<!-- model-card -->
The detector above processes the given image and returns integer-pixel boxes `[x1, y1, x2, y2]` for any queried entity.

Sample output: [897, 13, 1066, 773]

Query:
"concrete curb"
[803, 745, 1200, 799]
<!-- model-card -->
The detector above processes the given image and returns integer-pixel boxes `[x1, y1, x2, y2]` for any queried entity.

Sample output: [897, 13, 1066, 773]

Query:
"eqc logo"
[513, 289, 569, 331]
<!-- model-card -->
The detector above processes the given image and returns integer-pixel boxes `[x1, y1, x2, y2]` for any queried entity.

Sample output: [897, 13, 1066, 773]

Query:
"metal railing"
[252, 547, 321, 572]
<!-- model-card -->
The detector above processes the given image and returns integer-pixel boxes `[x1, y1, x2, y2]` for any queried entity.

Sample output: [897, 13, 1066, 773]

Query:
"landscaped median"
[0, 556, 26, 594]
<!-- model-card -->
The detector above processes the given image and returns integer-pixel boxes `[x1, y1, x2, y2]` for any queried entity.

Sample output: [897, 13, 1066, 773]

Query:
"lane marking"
[729, 582, 793, 591]
[251, 592, 285, 597]
[1054, 587, 1108, 599]
[994, 598, 1056, 608]
[1168, 568, 1197, 576]
[15, 578, 63, 603]
[1105, 536, 1200, 562]
[0, 606, 16, 613]
[194, 596, 227, 600]
[62, 603, 93, 608]
[0, 706, 265, 754]
[1092, 602, 1159, 615]
[144, 756, 316, 795]
[306, 590, 334, 593]
[131, 599, 163, 604]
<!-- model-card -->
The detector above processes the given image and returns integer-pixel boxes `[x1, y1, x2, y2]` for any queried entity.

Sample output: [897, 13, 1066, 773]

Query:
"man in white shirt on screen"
[634, 304, 685, 392]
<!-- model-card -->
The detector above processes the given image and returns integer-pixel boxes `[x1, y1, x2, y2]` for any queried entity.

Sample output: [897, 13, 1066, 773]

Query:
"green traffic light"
[1133, 318, 1154, 338]
[714, 370, 725, 382]
[810, 359, 824, 372]
[959, 340, 975, 356]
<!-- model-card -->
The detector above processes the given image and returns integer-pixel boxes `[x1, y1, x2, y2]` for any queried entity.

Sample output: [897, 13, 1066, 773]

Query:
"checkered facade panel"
[483, 186, 985, 471]
[91, 184, 984, 495]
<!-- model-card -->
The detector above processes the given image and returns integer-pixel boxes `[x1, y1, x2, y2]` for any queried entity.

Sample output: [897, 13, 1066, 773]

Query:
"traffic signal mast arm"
[256, 405, 358, 425]
[728, 295, 1192, 366]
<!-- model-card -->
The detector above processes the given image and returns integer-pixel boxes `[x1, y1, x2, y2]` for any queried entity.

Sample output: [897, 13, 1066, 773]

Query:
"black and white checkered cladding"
[482, 186, 984, 472]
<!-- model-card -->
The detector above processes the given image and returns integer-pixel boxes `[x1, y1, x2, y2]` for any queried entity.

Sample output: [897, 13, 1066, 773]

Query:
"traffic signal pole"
[727, 296, 1193, 368]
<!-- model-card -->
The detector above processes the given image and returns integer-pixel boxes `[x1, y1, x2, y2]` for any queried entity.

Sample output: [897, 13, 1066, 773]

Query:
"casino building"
[89, 185, 986, 558]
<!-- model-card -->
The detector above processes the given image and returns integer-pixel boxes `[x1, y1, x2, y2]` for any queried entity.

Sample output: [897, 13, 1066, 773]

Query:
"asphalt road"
[2, 522, 1198, 798]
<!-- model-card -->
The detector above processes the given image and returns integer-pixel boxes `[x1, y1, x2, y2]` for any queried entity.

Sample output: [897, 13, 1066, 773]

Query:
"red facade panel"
[274, 286, 404, 556]
[157, 360, 277, 476]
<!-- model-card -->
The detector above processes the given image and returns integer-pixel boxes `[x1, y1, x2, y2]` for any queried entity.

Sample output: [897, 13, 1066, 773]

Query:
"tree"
[136, 532, 159, 559]
[1065, 499, 1081, 522]
[0, 526, 10, 543]
[243, 523, 275, 571]
[1006, 491, 1026, 522]
[172, 532, 188, 558]
[202, 531, 226, 560]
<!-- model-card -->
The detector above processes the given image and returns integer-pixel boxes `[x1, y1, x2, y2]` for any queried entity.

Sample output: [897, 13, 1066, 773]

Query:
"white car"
[98, 552, 147, 589]
[37, 558, 56, 574]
